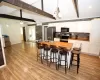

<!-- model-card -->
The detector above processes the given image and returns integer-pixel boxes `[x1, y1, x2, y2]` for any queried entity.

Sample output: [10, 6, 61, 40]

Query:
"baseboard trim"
[0, 64, 6, 69]
[81, 52, 99, 57]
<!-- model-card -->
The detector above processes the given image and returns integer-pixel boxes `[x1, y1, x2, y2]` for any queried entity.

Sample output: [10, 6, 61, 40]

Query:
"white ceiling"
[21, 0, 100, 19]
[0, 5, 54, 23]
[0, 0, 100, 23]
[78, 0, 100, 18]
[0, 5, 16, 14]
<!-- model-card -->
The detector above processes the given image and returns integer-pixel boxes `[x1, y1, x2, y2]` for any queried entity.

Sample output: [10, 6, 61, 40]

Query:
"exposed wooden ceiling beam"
[41, 0, 44, 11]
[20, 9, 22, 18]
[0, 14, 35, 22]
[43, 17, 100, 24]
[0, 0, 3, 2]
[1, 0, 55, 19]
[72, 0, 79, 18]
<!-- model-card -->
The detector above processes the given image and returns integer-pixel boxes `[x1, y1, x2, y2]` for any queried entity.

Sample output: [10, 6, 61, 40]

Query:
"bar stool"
[58, 47, 68, 73]
[36, 42, 44, 64]
[70, 43, 82, 73]
[42, 44, 50, 66]
[49, 45, 58, 69]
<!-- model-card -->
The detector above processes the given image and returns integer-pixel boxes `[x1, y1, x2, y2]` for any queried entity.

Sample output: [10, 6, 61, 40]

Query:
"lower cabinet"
[88, 43, 100, 56]
[68, 39, 100, 56]
[81, 42, 89, 53]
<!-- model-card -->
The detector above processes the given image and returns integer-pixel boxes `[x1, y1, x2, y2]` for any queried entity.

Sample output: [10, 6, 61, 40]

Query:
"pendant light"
[54, 0, 62, 19]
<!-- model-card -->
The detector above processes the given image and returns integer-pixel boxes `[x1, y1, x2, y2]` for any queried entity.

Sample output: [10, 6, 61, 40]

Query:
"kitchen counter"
[68, 38, 89, 41]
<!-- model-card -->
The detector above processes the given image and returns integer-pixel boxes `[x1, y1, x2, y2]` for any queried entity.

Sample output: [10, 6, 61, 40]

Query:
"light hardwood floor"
[0, 42, 100, 80]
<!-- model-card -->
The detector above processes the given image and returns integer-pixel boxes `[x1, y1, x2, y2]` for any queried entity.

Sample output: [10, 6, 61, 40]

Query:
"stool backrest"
[72, 42, 82, 50]
[36, 42, 43, 49]
[42, 44, 49, 48]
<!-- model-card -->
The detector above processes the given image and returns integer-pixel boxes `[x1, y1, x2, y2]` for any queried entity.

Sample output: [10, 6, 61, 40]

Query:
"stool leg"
[43, 50, 45, 59]
[58, 54, 60, 70]
[77, 54, 80, 74]
[46, 51, 48, 66]
[53, 52, 54, 62]
[60, 55, 62, 67]
[40, 50, 43, 64]
[55, 53, 57, 70]
[37, 48, 39, 61]
[70, 53, 74, 66]
[65, 54, 67, 73]
[49, 52, 52, 67]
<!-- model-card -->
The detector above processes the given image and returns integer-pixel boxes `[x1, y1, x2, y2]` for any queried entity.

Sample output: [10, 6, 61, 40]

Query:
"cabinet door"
[91, 19, 100, 43]
[88, 43, 100, 56]
[47, 27, 56, 40]
[68, 40, 89, 53]
[81, 42, 89, 53]
[77, 21, 91, 32]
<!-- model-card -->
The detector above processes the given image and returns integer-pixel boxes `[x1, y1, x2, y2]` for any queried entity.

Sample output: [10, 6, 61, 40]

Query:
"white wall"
[88, 19, 100, 56]
[0, 18, 22, 45]
[48, 19, 100, 56]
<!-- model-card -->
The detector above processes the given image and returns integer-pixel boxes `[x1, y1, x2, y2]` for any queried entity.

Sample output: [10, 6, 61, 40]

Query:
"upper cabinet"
[90, 19, 100, 43]
[48, 21, 91, 33]
[77, 21, 91, 33]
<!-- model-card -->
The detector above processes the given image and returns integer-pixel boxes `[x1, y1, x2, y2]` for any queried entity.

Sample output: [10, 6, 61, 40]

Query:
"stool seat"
[38, 45, 44, 49]
[51, 49, 58, 53]
[59, 50, 67, 55]
[73, 47, 81, 51]
[72, 50, 80, 54]
[44, 47, 50, 50]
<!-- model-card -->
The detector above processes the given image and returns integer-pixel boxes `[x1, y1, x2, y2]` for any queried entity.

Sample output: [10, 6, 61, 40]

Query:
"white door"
[29, 26, 36, 41]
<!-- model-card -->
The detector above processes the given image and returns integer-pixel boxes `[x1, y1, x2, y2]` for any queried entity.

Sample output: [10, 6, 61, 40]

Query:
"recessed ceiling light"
[89, 6, 92, 9]
[6, 25, 9, 27]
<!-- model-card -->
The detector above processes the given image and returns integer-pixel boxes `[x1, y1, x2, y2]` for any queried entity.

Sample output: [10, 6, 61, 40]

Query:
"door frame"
[0, 25, 6, 68]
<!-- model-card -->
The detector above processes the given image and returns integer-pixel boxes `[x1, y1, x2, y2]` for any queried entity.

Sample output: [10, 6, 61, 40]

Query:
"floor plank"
[0, 42, 100, 80]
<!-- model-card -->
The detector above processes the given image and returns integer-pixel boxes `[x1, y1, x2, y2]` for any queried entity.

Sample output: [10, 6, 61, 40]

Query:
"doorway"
[23, 27, 26, 41]
[20, 27, 26, 42]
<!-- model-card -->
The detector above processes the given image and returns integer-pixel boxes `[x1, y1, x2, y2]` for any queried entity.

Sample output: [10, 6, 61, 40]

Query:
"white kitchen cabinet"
[81, 41, 89, 53]
[68, 39, 100, 56]
[68, 39, 76, 43]
[88, 43, 100, 56]
[77, 21, 91, 33]
[54, 38, 60, 41]
[68, 39, 90, 53]
[90, 19, 100, 43]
